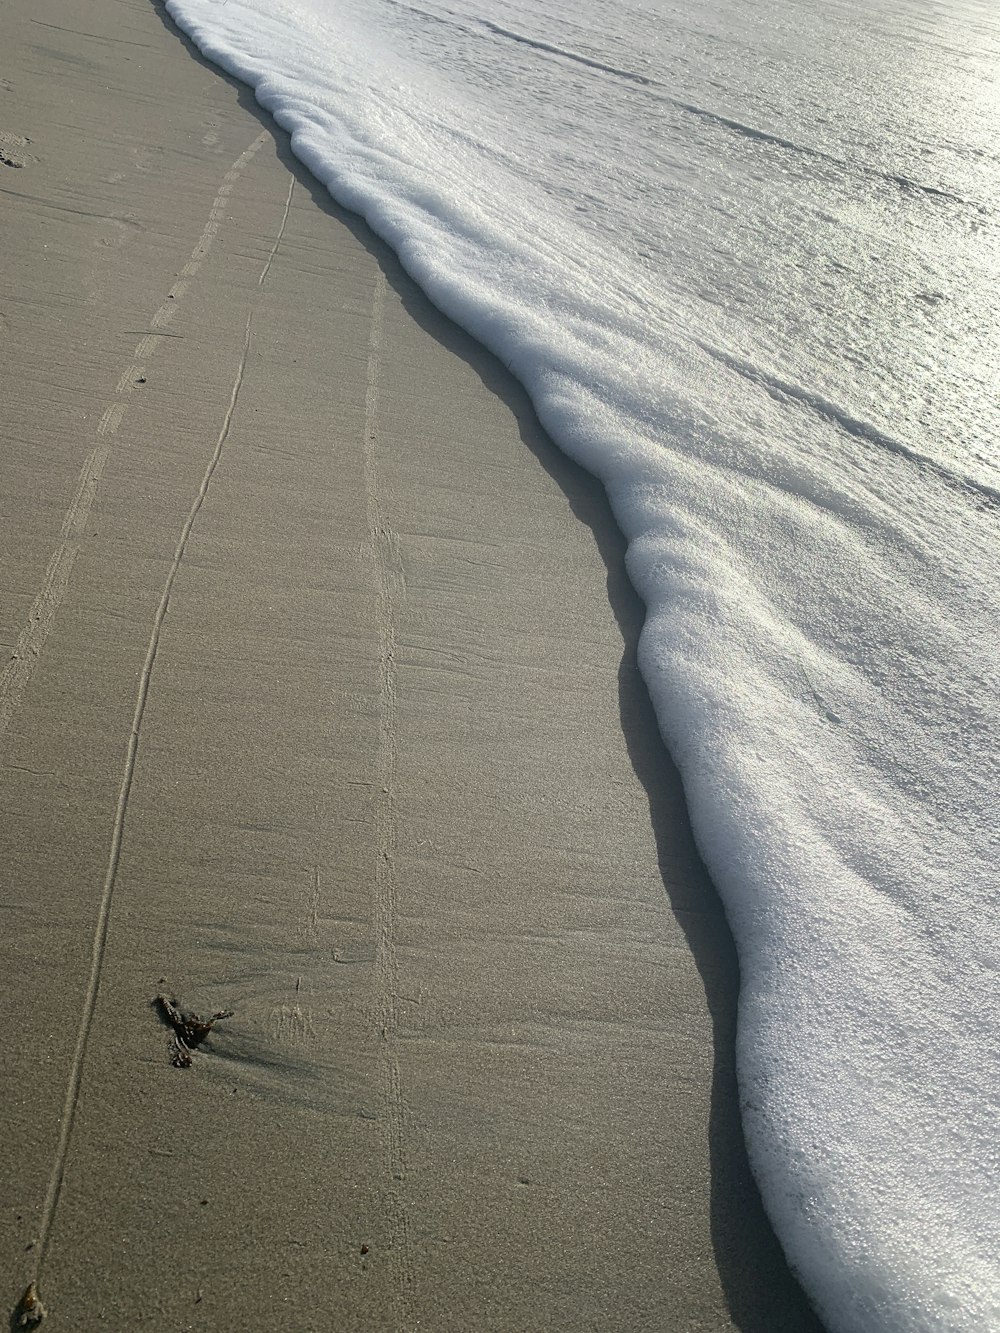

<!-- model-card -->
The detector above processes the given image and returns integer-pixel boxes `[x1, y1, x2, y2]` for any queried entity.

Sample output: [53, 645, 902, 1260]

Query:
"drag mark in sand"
[23, 313, 256, 1307]
[258, 176, 294, 288]
[364, 268, 415, 1316]
[0, 130, 268, 745]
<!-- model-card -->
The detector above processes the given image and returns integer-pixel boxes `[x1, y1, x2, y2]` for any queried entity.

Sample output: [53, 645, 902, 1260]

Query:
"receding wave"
[674, 101, 982, 211]
[698, 341, 1000, 509]
[474, 18, 652, 85]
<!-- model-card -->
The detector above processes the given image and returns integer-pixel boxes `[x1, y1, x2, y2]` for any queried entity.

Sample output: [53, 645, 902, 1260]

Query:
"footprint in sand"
[269, 1003, 315, 1046]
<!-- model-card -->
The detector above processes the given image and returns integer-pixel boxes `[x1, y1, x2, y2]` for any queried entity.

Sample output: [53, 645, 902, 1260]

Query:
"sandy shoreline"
[1, 0, 822, 1327]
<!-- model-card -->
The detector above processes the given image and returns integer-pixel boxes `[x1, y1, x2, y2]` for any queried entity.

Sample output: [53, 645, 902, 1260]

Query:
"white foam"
[165, 0, 1000, 1327]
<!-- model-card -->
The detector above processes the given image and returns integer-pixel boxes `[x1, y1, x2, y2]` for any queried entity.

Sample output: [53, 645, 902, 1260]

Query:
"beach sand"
[1, 1, 823, 1327]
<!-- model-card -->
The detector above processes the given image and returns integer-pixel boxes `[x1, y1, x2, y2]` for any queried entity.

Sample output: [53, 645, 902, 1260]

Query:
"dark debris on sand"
[155, 994, 233, 1068]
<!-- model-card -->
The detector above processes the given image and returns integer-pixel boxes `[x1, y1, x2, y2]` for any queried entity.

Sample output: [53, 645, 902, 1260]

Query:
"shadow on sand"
[151, 6, 825, 1328]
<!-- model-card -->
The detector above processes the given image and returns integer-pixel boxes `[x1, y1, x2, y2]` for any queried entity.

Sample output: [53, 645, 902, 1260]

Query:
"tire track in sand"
[0, 130, 268, 743]
[12, 135, 298, 1324]
[364, 267, 416, 1321]
[24, 312, 255, 1306]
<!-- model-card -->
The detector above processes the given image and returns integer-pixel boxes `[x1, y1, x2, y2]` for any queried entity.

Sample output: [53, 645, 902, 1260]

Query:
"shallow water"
[165, 0, 1000, 1326]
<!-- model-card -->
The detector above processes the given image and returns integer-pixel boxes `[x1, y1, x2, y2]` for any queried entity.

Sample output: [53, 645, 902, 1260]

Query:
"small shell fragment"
[16, 1281, 46, 1327]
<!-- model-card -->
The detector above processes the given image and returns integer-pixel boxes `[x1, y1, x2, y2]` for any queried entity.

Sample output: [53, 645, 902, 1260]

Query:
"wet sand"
[0, 0, 823, 1327]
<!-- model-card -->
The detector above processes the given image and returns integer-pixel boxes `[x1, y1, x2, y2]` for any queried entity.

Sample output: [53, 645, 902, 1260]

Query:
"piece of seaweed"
[155, 995, 233, 1068]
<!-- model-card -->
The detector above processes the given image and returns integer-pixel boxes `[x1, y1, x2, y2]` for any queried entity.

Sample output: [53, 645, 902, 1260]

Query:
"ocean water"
[164, 0, 1000, 1327]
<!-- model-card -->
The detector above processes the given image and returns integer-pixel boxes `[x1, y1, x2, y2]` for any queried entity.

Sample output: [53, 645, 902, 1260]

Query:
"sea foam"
[165, 0, 1000, 1327]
